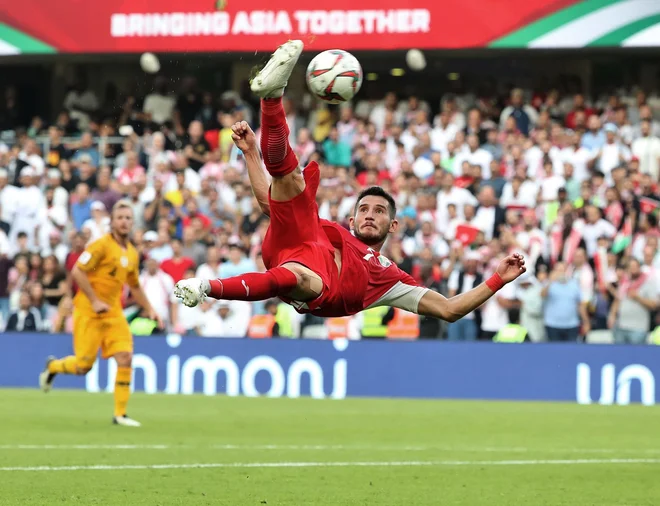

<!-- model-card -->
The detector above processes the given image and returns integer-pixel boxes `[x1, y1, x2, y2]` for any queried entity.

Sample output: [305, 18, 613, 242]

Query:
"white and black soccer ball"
[306, 49, 363, 104]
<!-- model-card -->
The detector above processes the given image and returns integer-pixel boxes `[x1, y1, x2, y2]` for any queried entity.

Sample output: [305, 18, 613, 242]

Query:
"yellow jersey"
[74, 234, 140, 318]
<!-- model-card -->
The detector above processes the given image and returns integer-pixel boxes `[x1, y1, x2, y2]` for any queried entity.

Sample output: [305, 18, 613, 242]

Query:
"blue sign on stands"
[2, 333, 659, 405]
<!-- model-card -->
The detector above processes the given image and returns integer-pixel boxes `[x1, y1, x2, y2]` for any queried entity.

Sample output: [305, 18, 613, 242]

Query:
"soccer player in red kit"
[174, 40, 526, 320]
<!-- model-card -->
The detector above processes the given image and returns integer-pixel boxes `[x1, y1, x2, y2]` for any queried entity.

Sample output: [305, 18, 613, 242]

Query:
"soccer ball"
[306, 50, 363, 104]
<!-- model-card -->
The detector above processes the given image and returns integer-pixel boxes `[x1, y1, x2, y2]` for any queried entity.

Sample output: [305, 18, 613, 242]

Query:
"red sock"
[208, 267, 299, 301]
[260, 98, 299, 177]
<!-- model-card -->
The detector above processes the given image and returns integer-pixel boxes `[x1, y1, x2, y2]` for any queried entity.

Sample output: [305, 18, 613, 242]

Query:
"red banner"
[0, 0, 577, 53]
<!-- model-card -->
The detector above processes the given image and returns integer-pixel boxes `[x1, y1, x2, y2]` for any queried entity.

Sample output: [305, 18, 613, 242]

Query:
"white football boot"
[113, 415, 142, 427]
[250, 40, 304, 98]
[39, 356, 57, 393]
[173, 278, 210, 308]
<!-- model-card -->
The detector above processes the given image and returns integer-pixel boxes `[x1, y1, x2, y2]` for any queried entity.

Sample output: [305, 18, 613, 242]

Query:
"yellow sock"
[114, 367, 132, 417]
[48, 356, 79, 374]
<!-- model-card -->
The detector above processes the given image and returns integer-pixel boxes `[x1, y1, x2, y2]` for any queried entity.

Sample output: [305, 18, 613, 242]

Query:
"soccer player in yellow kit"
[39, 200, 162, 427]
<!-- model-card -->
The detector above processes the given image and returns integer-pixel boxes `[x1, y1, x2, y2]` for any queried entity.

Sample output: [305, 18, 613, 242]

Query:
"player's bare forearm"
[129, 284, 156, 314]
[244, 148, 271, 216]
[71, 267, 101, 304]
[416, 283, 498, 322]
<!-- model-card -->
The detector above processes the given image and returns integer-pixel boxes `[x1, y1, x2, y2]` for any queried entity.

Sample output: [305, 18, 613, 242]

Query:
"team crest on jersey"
[120, 256, 128, 267]
[378, 255, 392, 268]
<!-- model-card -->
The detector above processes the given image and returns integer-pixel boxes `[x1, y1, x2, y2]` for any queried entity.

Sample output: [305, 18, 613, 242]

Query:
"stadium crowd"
[1, 75, 660, 343]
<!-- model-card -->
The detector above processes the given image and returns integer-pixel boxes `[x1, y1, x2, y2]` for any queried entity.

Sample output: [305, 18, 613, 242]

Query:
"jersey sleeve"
[397, 268, 422, 287]
[75, 238, 106, 273]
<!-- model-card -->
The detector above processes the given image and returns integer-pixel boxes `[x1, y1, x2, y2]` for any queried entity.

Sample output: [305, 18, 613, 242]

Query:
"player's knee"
[75, 361, 94, 375]
[269, 168, 305, 201]
[281, 264, 322, 299]
[114, 351, 133, 367]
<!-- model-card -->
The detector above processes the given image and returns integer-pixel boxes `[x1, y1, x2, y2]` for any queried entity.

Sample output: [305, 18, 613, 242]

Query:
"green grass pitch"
[1, 389, 659, 505]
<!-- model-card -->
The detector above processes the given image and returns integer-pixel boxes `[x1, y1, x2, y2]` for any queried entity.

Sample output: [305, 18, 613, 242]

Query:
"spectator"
[170, 268, 203, 335]
[197, 299, 251, 338]
[63, 77, 99, 131]
[5, 291, 42, 332]
[184, 120, 210, 172]
[632, 119, 660, 180]
[196, 244, 222, 280]
[220, 241, 256, 278]
[143, 77, 176, 126]
[45, 126, 70, 168]
[82, 201, 110, 242]
[542, 262, 590, 342]
[0, 168, 19, 225]
[609, 258, 658, 344]
[479, 266, 518, 340]
[323, 127, 351, 167]
[597, 123, 631, 183]
[40, 255, 67, 309]
[181, 226, 207, 267]
[147, 230, 174, 263]
[446, 250, 482, 341]
[51, 294, 74, 333]
[517, 269, 546, 342]
[72, 132, 100, 169]
[160, 238, 195, 283]
[91, 166, 122, 212]
[139, 257, 176, 328]
[499, 89, 537, 136]
[71, 183, 93, 231]
[64, 232, 85, 294]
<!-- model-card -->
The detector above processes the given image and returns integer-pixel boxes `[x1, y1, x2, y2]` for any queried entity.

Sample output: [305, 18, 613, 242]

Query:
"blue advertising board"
[2, 333, 659, 405]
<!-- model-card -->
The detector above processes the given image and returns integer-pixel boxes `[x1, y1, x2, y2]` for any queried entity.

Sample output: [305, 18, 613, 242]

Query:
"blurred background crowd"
[2, 61, 660, 343]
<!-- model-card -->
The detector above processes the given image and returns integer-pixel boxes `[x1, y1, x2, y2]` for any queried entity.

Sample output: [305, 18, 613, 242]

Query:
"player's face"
[111, 208, 134, 238]
[350, 196, 397, 246]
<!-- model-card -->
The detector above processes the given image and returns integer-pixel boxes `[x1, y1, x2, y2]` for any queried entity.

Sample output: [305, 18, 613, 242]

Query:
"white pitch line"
[0, 445, 171, 450]
[4, 444, 660, 455]
[2, 458, 660, 472]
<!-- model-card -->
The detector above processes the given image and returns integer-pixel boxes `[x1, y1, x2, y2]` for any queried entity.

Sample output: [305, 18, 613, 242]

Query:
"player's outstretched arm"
[232, 121, 271, 216]
[416, 253, 526, 322]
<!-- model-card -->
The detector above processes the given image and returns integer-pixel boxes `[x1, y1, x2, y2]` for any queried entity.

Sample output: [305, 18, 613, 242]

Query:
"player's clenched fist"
[231, 121, 257, 153]
[496, 253, 527, 283]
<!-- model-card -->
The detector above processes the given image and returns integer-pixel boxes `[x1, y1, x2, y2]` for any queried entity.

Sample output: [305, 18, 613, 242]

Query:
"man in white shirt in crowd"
[82, 201, 110, 242]
[435, 171, 478, 232]
[0, 168, 18, 225]
[143, 77, 176, 126]
[139, 257, 176, 328]
[11, 167, 44, 251]
[561, 131, 594, 183]
[430, 110, 459, 152]
[598, 123, 631, 184]
[500, 175, 537, 209]
[195, 245, 222, 280]
[582, 205, 617, 257]
[197, 299, 251, 338]
[454, 134, 493, 179]
[632, 119, 660, 181]
[539, 159, 566, 203]
[473, 186, 502, 242]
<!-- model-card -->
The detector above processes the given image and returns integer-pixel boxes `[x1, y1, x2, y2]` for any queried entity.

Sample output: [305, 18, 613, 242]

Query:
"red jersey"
[319, 220, 420, 316]
[161, 256, 196, 283]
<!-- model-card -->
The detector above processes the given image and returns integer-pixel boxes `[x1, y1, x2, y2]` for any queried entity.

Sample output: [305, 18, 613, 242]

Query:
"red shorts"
[261, 162, 340, 312]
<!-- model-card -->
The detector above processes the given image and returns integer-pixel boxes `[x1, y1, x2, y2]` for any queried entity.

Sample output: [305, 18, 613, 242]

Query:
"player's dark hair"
[354, 186, 397, 219]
